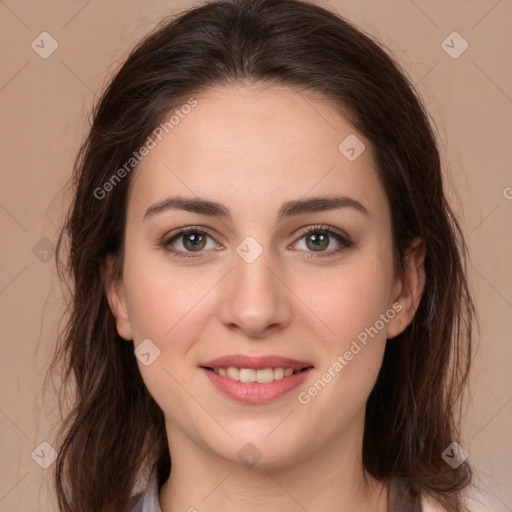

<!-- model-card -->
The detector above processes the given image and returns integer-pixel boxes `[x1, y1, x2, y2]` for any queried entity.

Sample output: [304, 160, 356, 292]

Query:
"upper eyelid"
[293, 224, 351, 242]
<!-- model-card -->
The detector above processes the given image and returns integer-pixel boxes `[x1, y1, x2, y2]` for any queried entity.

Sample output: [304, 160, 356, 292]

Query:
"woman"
[48, 0, 476, 510]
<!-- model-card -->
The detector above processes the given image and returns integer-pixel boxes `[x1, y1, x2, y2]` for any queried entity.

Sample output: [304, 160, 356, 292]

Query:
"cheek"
[295, 253, 392, 409]
[122, 245, 216, 342]
[121, 252, 217, 417]
[304, 255, 394, 345]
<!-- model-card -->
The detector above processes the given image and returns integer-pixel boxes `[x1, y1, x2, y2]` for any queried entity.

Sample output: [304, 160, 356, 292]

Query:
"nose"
[216, 243, 292, 339]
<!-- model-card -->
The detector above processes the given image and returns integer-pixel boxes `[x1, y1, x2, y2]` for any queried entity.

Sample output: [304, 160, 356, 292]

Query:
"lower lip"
[201, 367, 313, 404]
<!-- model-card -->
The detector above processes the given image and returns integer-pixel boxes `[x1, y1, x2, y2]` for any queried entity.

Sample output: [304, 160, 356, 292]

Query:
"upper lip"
[201, 354, 314, 371]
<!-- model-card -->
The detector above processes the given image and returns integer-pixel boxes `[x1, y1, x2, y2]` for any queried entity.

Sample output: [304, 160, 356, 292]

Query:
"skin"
[107, 83, 426, 512]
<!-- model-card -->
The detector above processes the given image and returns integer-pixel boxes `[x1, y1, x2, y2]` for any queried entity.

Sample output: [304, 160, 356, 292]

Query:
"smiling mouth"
[202, 366, 312, 383]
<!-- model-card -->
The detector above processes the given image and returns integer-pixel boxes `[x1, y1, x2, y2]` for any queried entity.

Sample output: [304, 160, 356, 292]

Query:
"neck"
[159, 418, 389, 512]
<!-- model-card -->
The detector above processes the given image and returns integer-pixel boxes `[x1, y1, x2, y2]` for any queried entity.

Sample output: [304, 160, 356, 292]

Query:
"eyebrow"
[143, 195, 370, 223]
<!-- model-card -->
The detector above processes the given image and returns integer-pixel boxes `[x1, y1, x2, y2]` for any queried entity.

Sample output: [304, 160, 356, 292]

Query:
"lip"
[201, 354, 313, 371]
[201, 367, 313, 404]
[200, 354, 314, 404]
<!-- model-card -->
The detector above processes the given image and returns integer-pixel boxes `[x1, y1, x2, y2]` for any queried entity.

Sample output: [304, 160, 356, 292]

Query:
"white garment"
[130, 469, 161, 512]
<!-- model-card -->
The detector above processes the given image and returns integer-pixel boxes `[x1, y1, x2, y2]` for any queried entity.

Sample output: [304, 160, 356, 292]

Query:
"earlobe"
[386, 238, 426, 340]
[104, 256, 133, 341]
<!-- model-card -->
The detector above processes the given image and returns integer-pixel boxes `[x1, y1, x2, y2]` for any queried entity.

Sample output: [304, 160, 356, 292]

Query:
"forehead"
[128, 83, 388, 224]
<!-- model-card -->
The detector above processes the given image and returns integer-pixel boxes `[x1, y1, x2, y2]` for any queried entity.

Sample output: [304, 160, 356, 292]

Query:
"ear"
[386, 238, 426, 340]
[104, 255, 133, 341]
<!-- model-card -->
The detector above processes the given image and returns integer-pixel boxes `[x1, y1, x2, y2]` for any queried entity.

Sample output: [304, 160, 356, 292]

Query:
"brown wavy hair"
[46, 0, 475, 511]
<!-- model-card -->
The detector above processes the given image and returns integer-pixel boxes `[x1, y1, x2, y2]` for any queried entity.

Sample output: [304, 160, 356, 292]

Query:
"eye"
[291, 225, 352, 258]
[161, 224, 352, 260]
[161, 226, 219, 259]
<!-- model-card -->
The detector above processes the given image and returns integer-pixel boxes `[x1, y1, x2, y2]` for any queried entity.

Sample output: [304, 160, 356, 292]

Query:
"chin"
[205, 429, 312, 470]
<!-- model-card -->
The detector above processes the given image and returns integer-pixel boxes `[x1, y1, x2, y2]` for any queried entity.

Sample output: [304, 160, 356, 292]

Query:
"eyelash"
[161, 224, 352, 260]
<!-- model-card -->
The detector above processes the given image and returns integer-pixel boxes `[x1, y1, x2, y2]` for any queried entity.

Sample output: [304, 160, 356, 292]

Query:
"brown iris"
[182, 232, 207, 251]
[306, 232, 329, 251]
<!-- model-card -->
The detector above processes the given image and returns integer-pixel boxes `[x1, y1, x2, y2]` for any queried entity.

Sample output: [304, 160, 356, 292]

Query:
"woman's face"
[108, 83, 414, 468]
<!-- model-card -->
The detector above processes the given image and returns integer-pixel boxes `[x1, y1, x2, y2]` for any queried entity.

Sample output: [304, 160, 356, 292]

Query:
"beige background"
[0, 0, 511, 510]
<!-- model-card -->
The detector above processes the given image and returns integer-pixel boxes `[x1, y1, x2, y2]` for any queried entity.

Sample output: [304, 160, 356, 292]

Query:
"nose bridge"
[216, 235, 291, 336]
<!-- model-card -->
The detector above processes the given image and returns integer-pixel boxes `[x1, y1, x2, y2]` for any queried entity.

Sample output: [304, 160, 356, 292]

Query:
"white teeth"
[255, 368, 275, 383]
[274, 367, 284, 380]
[227, 367, 240, 380]
[239, 368, 256, 382]
[212, 366, 300, 382]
